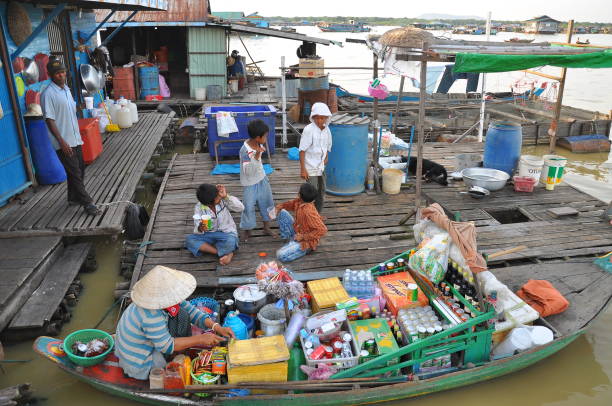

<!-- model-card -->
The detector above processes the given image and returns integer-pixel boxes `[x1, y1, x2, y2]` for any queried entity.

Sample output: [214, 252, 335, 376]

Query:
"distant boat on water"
[318, 20, 371, 32]
[280, 26, 297, 33]
[505, 38, 535, 43]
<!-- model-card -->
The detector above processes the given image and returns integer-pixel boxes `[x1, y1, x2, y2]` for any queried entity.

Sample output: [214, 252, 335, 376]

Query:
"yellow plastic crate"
[228, 335, 289, 366]
[307, 277, 349, 313]
[227, 361, 288, 385]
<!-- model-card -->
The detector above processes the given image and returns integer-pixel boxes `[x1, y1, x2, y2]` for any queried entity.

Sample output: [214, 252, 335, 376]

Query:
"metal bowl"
[462, 167, 509, 191]
[79, 64, 102, 95]
[22, 57, 39, 85]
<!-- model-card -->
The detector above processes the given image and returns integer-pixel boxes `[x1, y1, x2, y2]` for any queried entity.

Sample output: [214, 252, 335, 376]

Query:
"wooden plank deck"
[131, 142, 612, 291]
[0, 236, 62, 331]
[131, 151, 416, 287]
[0, 112, 173, 238]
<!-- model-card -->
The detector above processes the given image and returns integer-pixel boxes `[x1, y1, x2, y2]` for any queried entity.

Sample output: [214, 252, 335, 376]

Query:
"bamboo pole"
[548, 20, 574, 153]
[415, 43, 428, 211]
[280, 56, 288, 147]
[520, 69, 563, 81]
[393, 76, 405, 134]
[477, 12, 492, 143]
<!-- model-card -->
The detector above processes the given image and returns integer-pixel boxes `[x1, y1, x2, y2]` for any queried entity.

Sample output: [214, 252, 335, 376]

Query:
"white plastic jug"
[128, 101, 139, 123]
[108, 101, 120, 124]
[116, 106, 133, 128]
[118, 96, 128, 107]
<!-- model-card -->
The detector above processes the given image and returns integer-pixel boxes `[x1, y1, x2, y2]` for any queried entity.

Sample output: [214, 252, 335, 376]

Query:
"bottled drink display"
[343, 269, 375, 299]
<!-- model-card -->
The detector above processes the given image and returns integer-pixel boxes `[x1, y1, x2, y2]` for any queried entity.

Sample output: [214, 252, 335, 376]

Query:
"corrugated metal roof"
[95, 0, 208, 22]
[330, 114, 370, 125]
[212, 12, 244, 20]
[39, 0, 168, 11]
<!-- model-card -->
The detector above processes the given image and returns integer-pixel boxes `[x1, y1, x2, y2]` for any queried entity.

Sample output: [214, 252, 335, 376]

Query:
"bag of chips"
[408, 233, 450, 284]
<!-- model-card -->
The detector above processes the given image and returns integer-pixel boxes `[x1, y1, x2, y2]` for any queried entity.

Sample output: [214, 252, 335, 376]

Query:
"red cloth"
[420, 203, 487, 273]
[516, 279, 569, 317]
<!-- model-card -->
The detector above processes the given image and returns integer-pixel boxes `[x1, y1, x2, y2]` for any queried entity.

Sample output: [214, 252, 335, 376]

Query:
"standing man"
[41, 59, 100, 216]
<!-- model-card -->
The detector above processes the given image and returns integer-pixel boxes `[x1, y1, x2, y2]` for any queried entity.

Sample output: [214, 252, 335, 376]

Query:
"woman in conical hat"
[115, 265, 234, 380]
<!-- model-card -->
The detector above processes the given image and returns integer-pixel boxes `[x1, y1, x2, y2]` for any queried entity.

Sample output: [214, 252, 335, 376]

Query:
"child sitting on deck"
[275, 183, 328, 262]
[239, 119, 276, 242]
[185, 184, 244, 265]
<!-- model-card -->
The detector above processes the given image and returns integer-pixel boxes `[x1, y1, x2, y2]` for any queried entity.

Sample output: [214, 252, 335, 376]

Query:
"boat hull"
[34, 330, 584, 406]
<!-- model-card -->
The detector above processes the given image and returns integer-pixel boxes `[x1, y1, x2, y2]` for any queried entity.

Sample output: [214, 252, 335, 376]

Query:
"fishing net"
[378, 27, 435, 49]
[7, 2, 32, 46]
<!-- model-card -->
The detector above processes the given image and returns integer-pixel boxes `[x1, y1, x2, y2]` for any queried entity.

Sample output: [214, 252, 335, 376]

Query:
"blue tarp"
[211, 164, 274, 175]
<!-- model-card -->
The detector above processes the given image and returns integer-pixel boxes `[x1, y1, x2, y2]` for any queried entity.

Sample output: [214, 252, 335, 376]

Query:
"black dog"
[402, 156, 449, 186]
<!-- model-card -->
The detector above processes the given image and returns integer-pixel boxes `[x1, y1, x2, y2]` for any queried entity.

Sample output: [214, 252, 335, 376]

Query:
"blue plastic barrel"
[325, 118, 369, 196]
[299, 76, 329, 91]
[138, 66, 160, 98]
[484, 122, 522, 176]
[24, 117, 67, 185]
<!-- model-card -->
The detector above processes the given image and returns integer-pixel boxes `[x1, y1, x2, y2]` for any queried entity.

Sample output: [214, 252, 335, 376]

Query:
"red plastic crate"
[513, 176, 537, 192]
[78, 118, 103, 164]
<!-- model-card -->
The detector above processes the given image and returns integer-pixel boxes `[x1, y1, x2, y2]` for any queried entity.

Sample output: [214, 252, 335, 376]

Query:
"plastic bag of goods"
[408, 233, 450, 284]
[413, 218, 469, 271]
[92, 108, 109, 134]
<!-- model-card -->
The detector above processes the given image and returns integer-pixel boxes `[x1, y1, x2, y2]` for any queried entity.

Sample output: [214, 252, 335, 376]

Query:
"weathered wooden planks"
[8, 243, 91, 330]
[0, 113, 173, 238]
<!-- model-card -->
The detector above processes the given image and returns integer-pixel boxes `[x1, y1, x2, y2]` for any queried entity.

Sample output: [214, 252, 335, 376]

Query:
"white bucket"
[195, 88, 206, 101]
[382, 168, 403, 194]
[518, 155, 544, 182]
[492, 327, 533, 357]
[229, 79, 239, 93]
[84, 96, 94, 110]
[530, 326, 554, 346]
[540, 154, 568, 191]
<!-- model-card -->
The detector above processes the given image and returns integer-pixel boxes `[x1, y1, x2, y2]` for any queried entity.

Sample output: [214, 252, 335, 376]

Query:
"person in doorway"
[239, 119, 276, 242]
[227, 50, 244, 78]
[41, 59, 100, 216]
[299, 102, 333, 213]
[115, 265, 235, 380]
[185, 184, 243, 265]
[275, 183, 327, 263]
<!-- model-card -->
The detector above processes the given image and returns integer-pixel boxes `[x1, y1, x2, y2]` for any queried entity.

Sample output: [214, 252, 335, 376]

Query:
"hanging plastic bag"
[159, 74, 171, 98]
[408, 232, 450, 284]
[215, 111, 238, 137]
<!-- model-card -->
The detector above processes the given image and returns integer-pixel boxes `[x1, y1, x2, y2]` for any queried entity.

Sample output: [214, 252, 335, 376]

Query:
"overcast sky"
[212, 0, 612, 23]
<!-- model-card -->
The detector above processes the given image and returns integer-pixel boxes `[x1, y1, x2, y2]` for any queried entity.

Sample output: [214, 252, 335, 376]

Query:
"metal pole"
[237, 33, 264, 78]
[102, 10, 138, 46]
[393, 76, 405, 134]
[281, 56, 288, 147]
[477, 11, 492, 143]
[84, 9, 116, 44]
[415, 44, 428, 211]
[372, 52, 381, 194]
[548, 20, 574, 153]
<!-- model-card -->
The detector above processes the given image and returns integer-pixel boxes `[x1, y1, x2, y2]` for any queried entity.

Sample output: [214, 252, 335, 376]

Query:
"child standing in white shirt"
[299, 102, 332, 213]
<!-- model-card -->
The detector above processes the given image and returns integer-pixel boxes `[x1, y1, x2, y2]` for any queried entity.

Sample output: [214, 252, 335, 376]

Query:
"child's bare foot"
[240, 230, 251, 243]
[263, 226, 278, 239]
[219, 252, 233, 265]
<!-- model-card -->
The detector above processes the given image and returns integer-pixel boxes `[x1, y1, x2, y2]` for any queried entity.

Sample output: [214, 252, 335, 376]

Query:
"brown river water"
[2, 27, 611, 405]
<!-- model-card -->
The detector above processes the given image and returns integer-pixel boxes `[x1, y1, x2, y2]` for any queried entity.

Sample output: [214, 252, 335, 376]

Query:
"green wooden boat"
[33, 258, 611, 405]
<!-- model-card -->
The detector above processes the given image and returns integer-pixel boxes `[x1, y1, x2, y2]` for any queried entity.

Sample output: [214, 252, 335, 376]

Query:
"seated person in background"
[115, 265, 234, 380]
[275, 183, 327, 262]
[185, 184, 244, 265]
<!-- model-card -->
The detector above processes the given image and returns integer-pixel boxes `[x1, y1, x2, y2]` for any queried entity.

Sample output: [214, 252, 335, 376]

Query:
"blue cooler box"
[204, 105, 277, 157]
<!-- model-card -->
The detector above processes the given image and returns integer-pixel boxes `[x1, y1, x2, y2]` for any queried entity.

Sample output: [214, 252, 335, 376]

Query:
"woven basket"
[7, 2, 32, 46]
[63, 329, 114, 367]
[379, 27, 435, 48]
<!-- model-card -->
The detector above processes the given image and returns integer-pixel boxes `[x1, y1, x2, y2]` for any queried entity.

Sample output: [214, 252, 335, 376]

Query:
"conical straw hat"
[131, 265, 196, 309]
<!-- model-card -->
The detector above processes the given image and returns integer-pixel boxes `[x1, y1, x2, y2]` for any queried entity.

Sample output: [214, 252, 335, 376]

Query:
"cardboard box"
[349, 318, 400, 369]
[227, 335, 289, 390]
[377, 272, 429, 316]
[299, 58, 325, 78]
[307, 278, 350, 313]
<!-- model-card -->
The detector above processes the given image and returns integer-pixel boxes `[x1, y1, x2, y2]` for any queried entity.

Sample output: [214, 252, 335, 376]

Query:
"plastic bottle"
[288, 341, 307, 382]
[223, 311, 248, 340]
[367, 166, 375, 190]
[116, 105, 133, 128]
[108, 100, 120, 124]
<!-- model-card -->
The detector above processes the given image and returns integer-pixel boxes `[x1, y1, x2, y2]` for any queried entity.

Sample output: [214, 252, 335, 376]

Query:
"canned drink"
[304, 340, 313, 349]
[342, 333, 352, 342]
[434, 325, 443, 333]
[364, 339, 376, 354]
[417, 326, 427, 339]
[386, 262, 395, 270]
[305, 348, 314, 357]
[310, 346, 326, 360]
[333, 341, 343, 354]
[397, 258, 405, 268]
[378, 263, 386, 272]
[324, 346, 334, 359]
[426, 327, 435, 336]
[360, 350, 370, 358]
[407, 283, 419, 302]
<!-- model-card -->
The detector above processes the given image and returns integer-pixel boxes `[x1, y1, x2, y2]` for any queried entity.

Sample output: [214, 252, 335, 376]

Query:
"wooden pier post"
[393, 76, 405, 134]
[415, 43, 428, 211]
[372, 52, 381, 193]
[548, 20, 574, 153]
